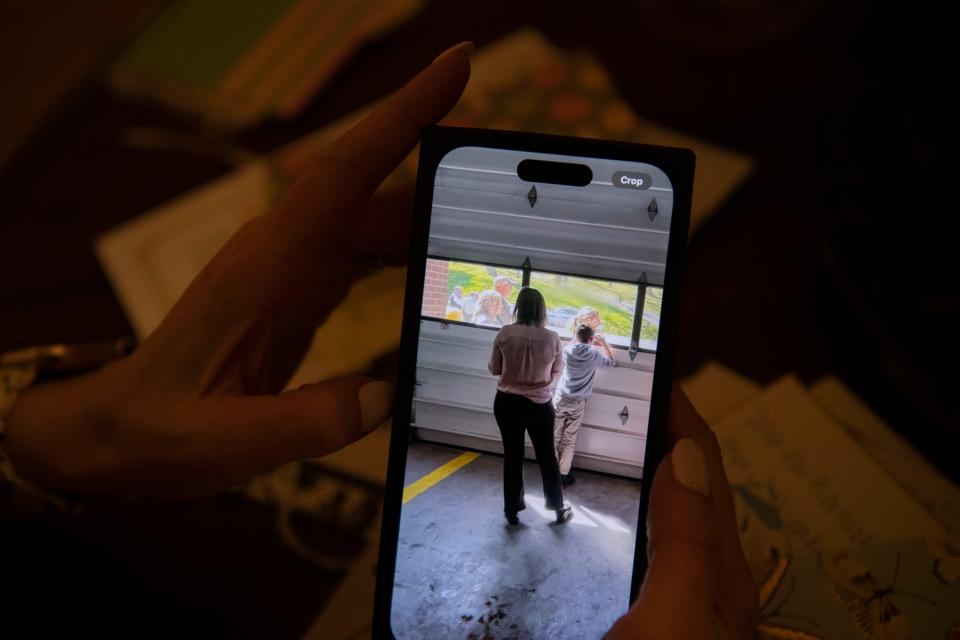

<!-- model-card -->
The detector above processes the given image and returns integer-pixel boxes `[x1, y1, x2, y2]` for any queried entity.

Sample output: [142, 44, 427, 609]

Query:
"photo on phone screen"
[378, 129, 692, 639]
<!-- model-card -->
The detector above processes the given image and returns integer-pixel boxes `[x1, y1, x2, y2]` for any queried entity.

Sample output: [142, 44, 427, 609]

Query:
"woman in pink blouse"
[488, 286, 572, 525]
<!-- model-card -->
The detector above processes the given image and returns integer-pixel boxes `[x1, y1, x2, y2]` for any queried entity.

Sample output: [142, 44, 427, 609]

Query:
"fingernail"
[359, 380, 392, 433]
[433, 40, 475, 64]
[671, 438, 711, 497]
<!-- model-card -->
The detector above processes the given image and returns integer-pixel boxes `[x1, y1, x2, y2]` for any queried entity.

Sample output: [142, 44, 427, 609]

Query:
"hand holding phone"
[372, 125, 755, 638]
[606, 388, 759, 639]
[0, 41, 474, 501]
[1, 39, 755, 640]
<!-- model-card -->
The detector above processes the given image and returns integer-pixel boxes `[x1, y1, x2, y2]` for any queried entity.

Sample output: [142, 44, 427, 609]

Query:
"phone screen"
[379, 130, 690, 639]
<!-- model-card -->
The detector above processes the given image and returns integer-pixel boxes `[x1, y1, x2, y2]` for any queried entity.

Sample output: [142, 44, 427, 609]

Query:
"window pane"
[639, 287, 662, 351]
[422, 258, 521, 326]
[529, 272, 637, 347]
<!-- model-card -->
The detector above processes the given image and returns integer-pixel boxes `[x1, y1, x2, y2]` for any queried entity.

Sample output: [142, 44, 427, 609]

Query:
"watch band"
[0, 337, 135, 375]
[0, 339, 133, 511]
[0, 360, 71, 509]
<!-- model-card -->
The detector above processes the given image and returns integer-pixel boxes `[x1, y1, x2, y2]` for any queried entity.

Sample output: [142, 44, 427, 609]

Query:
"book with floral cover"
[684, 365, 960, 639]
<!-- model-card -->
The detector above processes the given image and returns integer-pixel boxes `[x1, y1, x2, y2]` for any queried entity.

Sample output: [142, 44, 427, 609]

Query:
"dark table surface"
[1, 1, 955, 636]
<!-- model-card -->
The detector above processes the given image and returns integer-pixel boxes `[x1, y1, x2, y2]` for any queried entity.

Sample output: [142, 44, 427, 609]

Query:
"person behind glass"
[447, 285, 464, 311]
[492, 274, 515, 325]
[488, 287, 572, 525]
[567, 305, 601, 336]
[473, 289, 502, 326]
[461, 291, 479, 322]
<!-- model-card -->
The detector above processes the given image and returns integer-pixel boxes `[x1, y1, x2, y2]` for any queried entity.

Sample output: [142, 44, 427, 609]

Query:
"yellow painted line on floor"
[403, 451, 481, 504]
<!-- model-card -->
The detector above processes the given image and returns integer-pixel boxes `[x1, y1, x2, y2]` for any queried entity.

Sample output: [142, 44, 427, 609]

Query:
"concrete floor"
[391, 442, 642, 639]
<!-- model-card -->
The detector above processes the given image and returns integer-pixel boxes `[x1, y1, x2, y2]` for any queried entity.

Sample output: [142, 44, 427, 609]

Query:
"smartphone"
[374, 126, 693, 639]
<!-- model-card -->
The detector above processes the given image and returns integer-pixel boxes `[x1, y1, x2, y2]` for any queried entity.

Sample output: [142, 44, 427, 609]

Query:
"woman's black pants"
[493, 390, 565, 513]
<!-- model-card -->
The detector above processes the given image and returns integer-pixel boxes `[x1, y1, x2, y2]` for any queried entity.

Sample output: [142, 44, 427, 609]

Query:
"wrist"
[4, 366, 120, 495]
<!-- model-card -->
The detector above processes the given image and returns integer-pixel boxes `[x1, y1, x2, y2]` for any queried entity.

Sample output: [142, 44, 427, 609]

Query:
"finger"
[668, 384, 713, 443]
[188, 377, 393, 490]
[609, 439, 720, 638]
[192, 44, 469, 325]
[669, 387, 738, 534]
[266, 42, 472, 264]
[348, 182, 415, 259]
[265, 181, 414, 383]
[153, 39, 467, 358]
[668, 385, 759, 636]
[148, 181, 412, 379]
[283, 183, 415, 341]
[262, 259, 362, 392]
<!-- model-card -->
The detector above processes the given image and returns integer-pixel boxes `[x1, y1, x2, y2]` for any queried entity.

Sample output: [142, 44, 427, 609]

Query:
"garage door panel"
[428, 148, 675, 285]
[574, 429, 646, 469]
[417, 323, 496, 372]
[430, 214, 668, 265]
[416, 366, 498, 408]
[413, 402, 501, 441]
[581, 394, 650, 436]
[593, 367, 654, 400]
[433, 185, 674, 234]
[417, 339, 492, 373]
[413, 401, 645, 477]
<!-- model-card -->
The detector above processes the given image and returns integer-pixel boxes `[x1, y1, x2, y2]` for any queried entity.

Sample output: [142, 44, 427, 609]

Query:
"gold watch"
[0, 337, 135, 375]
[0, 337, 135, 510]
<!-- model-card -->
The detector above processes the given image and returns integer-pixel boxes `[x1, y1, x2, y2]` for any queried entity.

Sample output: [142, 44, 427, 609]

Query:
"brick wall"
[422, 259, 449, 318]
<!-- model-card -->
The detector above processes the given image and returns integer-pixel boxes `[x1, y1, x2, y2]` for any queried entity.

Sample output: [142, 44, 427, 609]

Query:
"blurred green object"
[109, 0, 423, 128]
[118, 0, 296, 89]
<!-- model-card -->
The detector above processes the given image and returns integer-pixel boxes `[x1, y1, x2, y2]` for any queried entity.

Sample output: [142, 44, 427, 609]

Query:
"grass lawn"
[445, 262, 520, 304]
[640, 287, 662, 343]
[529, 272, 635, 337]
[446, 261, 662, 345]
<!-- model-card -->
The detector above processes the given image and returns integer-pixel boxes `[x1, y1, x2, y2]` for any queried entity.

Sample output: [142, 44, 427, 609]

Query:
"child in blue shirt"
[553, 323, 616, 484]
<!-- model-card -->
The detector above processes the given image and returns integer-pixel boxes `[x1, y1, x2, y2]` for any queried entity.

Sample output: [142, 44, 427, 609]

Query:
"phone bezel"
[373, 125, 694, 638]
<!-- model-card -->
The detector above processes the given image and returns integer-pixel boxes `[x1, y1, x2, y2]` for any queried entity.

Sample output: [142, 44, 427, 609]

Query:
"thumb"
[608, 438, 721, 638]
[192, 378, 393, 486]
